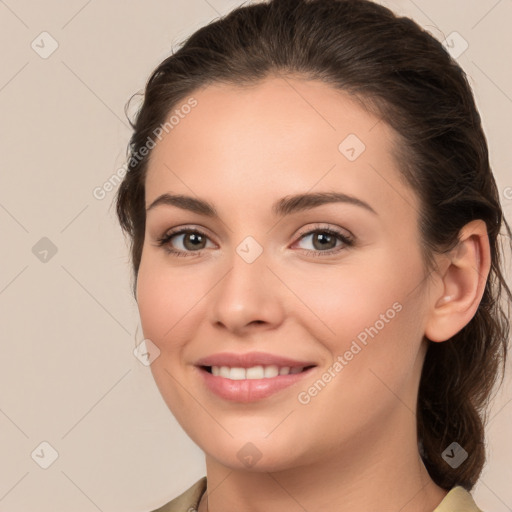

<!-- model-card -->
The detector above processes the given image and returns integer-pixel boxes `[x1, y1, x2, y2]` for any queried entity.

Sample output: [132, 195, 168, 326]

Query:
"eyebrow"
[146, 191, 377, 217]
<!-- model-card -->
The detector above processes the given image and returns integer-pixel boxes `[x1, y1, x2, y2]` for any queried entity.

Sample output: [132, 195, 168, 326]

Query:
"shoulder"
[149, 477, 207, 512]
[433, 486, 484, 512]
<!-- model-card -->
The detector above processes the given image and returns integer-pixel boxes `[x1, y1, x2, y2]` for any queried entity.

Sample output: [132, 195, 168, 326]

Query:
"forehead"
[144, 76, 418, 221]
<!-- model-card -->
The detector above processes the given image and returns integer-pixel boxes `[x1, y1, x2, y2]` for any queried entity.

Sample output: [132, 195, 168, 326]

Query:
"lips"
[195, 351, 316, 369]
[195, 351, 317, 402]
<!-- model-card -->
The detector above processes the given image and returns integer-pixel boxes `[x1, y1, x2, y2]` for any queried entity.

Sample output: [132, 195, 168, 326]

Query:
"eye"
[156, 228, 215, 257]
[293, 224, 354, 257]
[155, 224, 354, 258]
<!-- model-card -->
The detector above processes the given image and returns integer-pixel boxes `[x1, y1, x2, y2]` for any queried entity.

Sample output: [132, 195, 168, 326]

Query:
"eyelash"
[155, 224, 354, 258]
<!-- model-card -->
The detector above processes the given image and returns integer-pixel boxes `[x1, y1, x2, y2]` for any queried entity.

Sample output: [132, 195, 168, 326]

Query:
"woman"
[116, 0, 511, 510]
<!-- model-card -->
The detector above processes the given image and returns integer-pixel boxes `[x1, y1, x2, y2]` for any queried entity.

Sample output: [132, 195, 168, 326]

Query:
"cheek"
[136, 255, 210, 350]
[293, 273, 425, 440]
[285, 249, 426, 399]
[282, 255, 413, 349]
[135, 255, 210, 418]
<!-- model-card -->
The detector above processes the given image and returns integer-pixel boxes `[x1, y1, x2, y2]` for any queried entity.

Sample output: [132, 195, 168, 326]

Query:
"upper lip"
[195, 351, 316, 369]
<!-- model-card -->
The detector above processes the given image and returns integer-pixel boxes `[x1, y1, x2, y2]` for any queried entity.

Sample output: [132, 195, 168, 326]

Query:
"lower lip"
[197, 367, 315, 402]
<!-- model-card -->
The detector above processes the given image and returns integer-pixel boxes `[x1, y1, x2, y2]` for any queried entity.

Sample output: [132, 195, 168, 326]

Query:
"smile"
[196, 366, 316, 402]
[206, 365, 310, 380]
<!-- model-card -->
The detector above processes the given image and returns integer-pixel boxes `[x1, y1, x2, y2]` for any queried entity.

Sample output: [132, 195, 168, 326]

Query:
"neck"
[199, 410, 447, 512]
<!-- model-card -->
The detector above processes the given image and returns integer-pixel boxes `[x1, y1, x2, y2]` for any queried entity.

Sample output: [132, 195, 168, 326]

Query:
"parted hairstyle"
[116, 0, 512, 491]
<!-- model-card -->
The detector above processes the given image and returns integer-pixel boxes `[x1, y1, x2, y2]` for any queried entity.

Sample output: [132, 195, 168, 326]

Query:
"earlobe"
[424, 219, 491, 343]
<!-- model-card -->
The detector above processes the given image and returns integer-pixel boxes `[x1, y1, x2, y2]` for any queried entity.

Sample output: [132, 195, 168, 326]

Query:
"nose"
[209, 245, 286, 336]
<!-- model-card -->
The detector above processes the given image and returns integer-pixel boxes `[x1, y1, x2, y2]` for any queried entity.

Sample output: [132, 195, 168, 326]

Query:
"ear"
[424, 219, 491, 343]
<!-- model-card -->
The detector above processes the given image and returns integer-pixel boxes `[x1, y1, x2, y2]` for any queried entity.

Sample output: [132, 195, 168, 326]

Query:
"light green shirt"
[151, 477, 483, 512]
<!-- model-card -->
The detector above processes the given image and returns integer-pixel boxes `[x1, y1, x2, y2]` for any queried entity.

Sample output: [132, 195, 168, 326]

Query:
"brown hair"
[116, 0, 512, 491]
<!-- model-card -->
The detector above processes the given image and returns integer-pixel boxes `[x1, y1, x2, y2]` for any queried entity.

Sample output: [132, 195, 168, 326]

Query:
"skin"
[136, 76, 491, 512]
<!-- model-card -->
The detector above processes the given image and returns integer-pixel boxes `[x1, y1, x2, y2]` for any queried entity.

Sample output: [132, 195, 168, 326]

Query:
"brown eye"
[156, 228, 214, 256]
[311, 232, 338, 250]
[295, 228, 353, 255]
[179, 231, 208, 251]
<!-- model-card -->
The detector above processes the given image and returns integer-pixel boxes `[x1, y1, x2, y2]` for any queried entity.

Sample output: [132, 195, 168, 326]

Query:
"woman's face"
[137, 76, 438, 471]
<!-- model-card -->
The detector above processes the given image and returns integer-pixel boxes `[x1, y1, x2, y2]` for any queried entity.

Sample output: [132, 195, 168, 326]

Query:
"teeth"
[228, 367, 246, 380]
[246, 365, 264, 379]
[264, 365, 279, 378]
[219, 366, 231, 379]
[210, 365, 305, 380]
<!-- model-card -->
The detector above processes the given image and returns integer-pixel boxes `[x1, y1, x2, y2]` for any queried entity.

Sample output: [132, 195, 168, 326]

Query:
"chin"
[196, 432, 312, 473]
[207, 448, 300, 473]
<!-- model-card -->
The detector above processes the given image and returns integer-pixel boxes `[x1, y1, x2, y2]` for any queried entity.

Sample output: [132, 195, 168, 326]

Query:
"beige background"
[0, 1, 511, 511]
